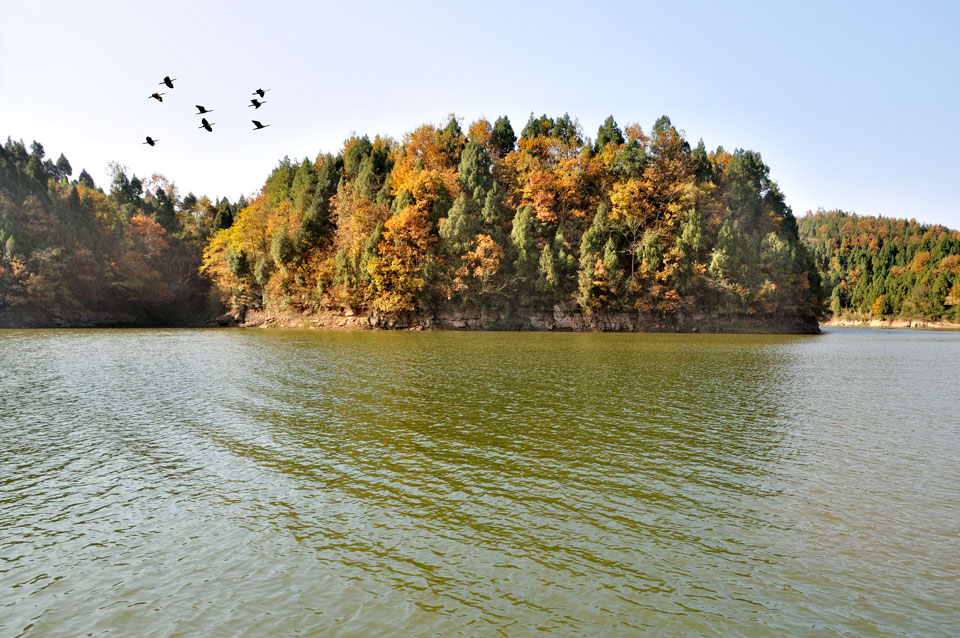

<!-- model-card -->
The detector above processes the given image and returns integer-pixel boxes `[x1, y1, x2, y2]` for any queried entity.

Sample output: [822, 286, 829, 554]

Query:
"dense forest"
[799, 210, 960, 321]
[0, 137, 229, 326]
[6, 114, 865, 331]
[200, 113, 824, 330]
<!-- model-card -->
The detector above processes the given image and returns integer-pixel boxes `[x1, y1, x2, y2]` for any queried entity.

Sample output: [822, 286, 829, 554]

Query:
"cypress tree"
[458, 141, 493, 205]
[537, 244, 559, 294]
[595, 116, 624, 150]
[439, 194, 477, 256]
[510, 205, 538, 282]
[491, 116, 516, 157]
[77, 169, 96, 189]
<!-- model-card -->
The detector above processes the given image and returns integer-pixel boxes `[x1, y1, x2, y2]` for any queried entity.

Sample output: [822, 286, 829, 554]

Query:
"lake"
[1, 327, 956, 636]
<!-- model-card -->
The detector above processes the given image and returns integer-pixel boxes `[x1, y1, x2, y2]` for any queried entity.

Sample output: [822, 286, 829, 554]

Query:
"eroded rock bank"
[217, 305, 820, 334]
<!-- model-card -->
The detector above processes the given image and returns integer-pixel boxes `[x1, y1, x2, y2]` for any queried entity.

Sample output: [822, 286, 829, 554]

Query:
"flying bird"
[195, 105, 213, 114]
[149, 92, 166, 102]
[252, 88, 270, 98]
[249, 98, 267, 109]
[199, 117, 215, 132]
[160, 76, 177, 89]
[143, 136, 158, 146]
[252, 120, 270, 130]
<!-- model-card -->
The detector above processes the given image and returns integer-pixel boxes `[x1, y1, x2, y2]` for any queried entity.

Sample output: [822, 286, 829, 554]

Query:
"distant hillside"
[0, 137, 223, 326]
[798, 210, 960, 321]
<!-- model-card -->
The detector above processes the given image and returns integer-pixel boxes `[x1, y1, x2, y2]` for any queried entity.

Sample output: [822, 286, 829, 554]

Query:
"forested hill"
[0, 138, 231, 326]
[2, 114, 826, 330]
[201, 113, 824, 331]
[798, 211, 960, 321]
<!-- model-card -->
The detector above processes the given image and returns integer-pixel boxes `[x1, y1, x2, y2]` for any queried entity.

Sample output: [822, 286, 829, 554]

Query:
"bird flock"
[143, 76, 270, 147]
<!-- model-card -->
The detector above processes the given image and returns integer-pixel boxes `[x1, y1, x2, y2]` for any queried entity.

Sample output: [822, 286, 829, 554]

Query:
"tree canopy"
[799, 210, 960, 321]
[200, 113, 825, 327]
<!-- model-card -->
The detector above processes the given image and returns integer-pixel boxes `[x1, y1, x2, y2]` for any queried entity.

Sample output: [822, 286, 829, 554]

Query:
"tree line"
[799, 210, 960, 321]
[200, 113, 825, 327]
[0, 137, 233, 324]
[25, 114, 955, 329]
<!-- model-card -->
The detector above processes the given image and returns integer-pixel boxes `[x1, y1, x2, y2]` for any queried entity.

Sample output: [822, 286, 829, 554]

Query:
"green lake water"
[1, 327, 957, 636]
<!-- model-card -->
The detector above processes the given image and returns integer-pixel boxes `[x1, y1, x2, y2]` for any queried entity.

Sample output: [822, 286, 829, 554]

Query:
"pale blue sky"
[2, 0, 958, 227]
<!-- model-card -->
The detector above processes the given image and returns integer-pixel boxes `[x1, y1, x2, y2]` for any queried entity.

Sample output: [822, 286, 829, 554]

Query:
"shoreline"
[214, 306, 820, 334]
[820, 317, 960, 330]
[6, 306, 959, 332]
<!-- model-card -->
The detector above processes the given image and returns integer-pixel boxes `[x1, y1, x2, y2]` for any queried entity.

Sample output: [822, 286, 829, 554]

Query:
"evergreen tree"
[481, 182, 506, 227]
[181, 192, 198, 212]
[254, 255, 274, 286]
[214, 198, 234, 231]
[264, 157, 296, 206]
[579, 205, 608, 268]
[392, 189, 415, 213]
[54, 153, 72, 180]
[439, 116, 466, 163]
[150, 187, 178, 232]
[227, 248, 250, 278]
[613, 138, 647, 178]
[595, 115, 624, 150]
[439, 194, 478, 256]
[343, 136, 372, 177]
[521, 113, 552, 139]
[77, 169, 96, 189]
[271, 228, 297, 272]
[537, 244, 559, 295]
[673, 210, 705, 291]
[458, 141, 494, 204]
[359, 222, 384, 283]
[490, 116, 516, 157]
[640, 230, 663, 275]
[551, 113, 581, 145]
[510, 205, 538, 283]
[692, 140, 712, 184]
[291, 159, 319, 214]
[375, 179, 393, 207]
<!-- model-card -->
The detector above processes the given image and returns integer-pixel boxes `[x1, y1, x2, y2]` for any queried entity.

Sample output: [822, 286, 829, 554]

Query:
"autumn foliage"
[0, 138, 216, 324]
[799, 210, 960, 320]
[201, 113, 825, 327]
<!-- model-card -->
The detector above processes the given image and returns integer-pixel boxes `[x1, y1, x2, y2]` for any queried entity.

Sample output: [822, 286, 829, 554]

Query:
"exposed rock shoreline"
[821, 317, 960, 330]
[14, 305, 956, 332]
[214, 305, 820, 334]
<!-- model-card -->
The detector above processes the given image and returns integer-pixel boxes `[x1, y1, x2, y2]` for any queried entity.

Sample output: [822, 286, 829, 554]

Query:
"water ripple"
[1, 327, 957, 636]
